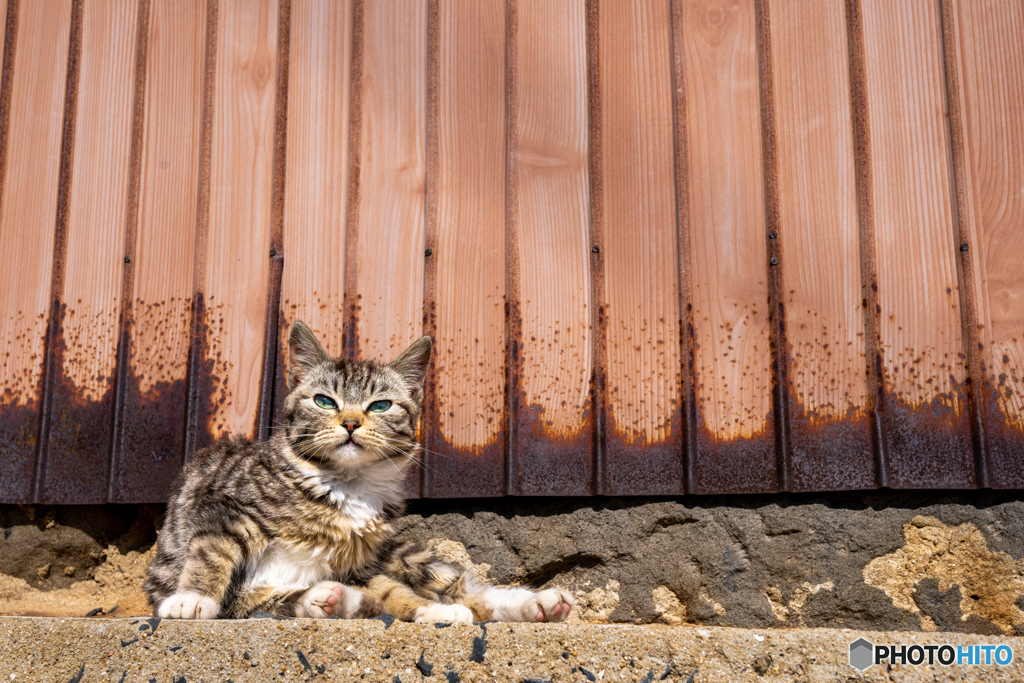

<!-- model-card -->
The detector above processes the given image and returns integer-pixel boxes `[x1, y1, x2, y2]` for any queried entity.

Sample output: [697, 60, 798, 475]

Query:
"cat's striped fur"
[144, 322, 573, 622]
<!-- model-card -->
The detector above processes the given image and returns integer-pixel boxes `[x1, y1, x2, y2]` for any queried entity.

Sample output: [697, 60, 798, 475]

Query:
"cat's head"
[282, 321, 432, 470]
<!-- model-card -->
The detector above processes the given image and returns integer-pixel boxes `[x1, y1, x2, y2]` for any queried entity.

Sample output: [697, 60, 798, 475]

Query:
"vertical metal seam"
[585, 0, 607, 495]
[844, 0, 890, 488]
[421, 0, 440, 497]
[411, 0, 430, 500]
[342, 0, 363, 359]
[754, 0, 791, 492]
[109, 0, 151, 502]
[503, 0, 520, 496]
[936, 0, 989, 488]
[34, 0, 83, 503]
[668, 0, 694, 495]
[256, 0, 291, 442]
[183, 0, 218, 464]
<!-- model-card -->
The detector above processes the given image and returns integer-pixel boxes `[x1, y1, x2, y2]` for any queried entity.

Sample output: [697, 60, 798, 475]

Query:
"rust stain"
[0, 398, 41, 503]
[427, 309, 508, 496]
[420, 297, 505, 498]
[505, 282, 594, 496]
[778, 308, 875, 492]
[978, 375, 1024, 488]
[507, 289, 592, 495]
[187, 291, 230, 456]
[514, 400, 594, 495]
[692, 407, 778, 495]
[604, 404, 684, 495]
[882, 384, 975, 489]
[788, 406, 875, 492]
[423, 435, 505, 499]
[113, 323, 189, 504]
[39, 304, 115, 504]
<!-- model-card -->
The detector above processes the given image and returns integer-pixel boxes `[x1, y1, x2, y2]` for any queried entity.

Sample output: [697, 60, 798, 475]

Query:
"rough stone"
[2, 492, 1024, 634]
[863, 515, 1024, 633]
[392, 492, 1024, 632]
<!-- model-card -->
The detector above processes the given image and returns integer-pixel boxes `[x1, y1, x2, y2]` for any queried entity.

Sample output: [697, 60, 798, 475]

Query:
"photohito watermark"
[849, 638, 1014, 671]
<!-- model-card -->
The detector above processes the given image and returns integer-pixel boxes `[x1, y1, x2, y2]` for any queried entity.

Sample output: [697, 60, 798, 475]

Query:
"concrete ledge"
[0, 617, 1020, 682]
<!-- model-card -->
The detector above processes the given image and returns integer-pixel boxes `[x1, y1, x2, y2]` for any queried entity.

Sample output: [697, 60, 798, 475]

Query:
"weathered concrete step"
[0, 617, 1020, 682]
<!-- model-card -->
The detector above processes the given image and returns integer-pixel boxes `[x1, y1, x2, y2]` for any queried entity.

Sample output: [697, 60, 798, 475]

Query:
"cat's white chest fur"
[246, 466, 401, 589]
[246, 540, 334, 589]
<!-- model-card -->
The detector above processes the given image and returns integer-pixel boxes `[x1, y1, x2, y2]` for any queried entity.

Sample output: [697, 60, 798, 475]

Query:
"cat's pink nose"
[342, 420, 360, 432]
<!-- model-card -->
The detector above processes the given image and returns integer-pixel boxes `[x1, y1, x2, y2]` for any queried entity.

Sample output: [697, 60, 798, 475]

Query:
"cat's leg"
[376, 541, 572, 623]
[372, 542, 473, 622]
[226, 582, 385, 619]
[155, 535, 243, 619]
[363, 575, 474, 624]
[457, 579, 575, 623]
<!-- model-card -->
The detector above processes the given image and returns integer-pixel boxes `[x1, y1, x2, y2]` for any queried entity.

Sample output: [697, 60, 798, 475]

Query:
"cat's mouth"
[335, 439, 364, 457]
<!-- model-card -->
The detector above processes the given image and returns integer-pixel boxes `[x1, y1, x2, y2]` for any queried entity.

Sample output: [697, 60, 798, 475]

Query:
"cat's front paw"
[157, 592, 219, 619]
[300, 581, 363, 618]
[414, 602, 475, 624]
[524, 589, 574, 623]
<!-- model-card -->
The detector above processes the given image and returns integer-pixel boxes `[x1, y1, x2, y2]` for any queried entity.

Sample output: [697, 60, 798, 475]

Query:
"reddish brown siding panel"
[948, 0, 1024, 488]
[424, 0, 507, 498]
[353, 0, 427, 495]
[42, 0, 140, 503]
[0, 0, 70, 503]
[682, 0, 776, 493]
[768, 0, 874, 491]
[277, 0, 352, 401]
[114, 0, 207, 502]
[4, 1, 1024, 502]
[860, 0, 974, 488]
[594, 0, 683, 495]
[196, 0, 279, 447]
[351, 0, 426, 366]
[507, 0, 593, 495]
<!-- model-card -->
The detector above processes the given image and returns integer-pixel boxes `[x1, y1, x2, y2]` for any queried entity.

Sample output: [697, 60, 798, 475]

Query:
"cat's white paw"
[300, 581, 362, 618]
[157, 592, 219, 619]
[523, 589, 574, 623]
[414, 602, 475, 624]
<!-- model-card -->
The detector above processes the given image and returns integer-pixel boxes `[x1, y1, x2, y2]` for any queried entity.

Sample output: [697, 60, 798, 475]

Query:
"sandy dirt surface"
[0, 617, 1020, 682]
[0, 544, 155, 618]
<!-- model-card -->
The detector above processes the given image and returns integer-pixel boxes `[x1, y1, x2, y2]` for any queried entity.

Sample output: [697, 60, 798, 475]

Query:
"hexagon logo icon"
[849, 638, 874, 671]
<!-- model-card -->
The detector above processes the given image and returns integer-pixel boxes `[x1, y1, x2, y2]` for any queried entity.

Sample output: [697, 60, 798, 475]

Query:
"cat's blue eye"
[368, 400, 392, 413]
[313, 394, 338, 411]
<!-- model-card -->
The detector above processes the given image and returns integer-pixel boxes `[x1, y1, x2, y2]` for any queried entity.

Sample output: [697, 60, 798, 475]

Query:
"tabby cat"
[144, 322, 573, 622]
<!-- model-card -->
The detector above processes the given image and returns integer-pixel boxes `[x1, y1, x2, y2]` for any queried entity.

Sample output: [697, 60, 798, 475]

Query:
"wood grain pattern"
[597, 0, 682, 494]
[428, 0, 506, 496]
[0, 0, 71, 502]
[352, 0, 426, 364]
[682, 0, 775, 493]
[58, 0, 138, 402]
[508, 0, 592, 494]
[3, 0, 1022, 503]
[949, 0, 1024, 487]
[278, 0, 351, 367]
[200, 0, 279, 442]
[115, 0, 207, 502]
[768, 0, 873, 490]
[861, 0, 973, 487]
[42, 0, 140, 502]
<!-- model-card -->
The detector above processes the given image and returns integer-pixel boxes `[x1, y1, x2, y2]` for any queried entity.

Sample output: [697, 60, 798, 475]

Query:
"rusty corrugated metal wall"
[0, 0, 1022, 503]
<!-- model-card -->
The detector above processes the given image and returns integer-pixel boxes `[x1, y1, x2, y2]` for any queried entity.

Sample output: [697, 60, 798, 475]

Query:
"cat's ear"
[391, 336, 432, 388]
[288, 321, 330, 388]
